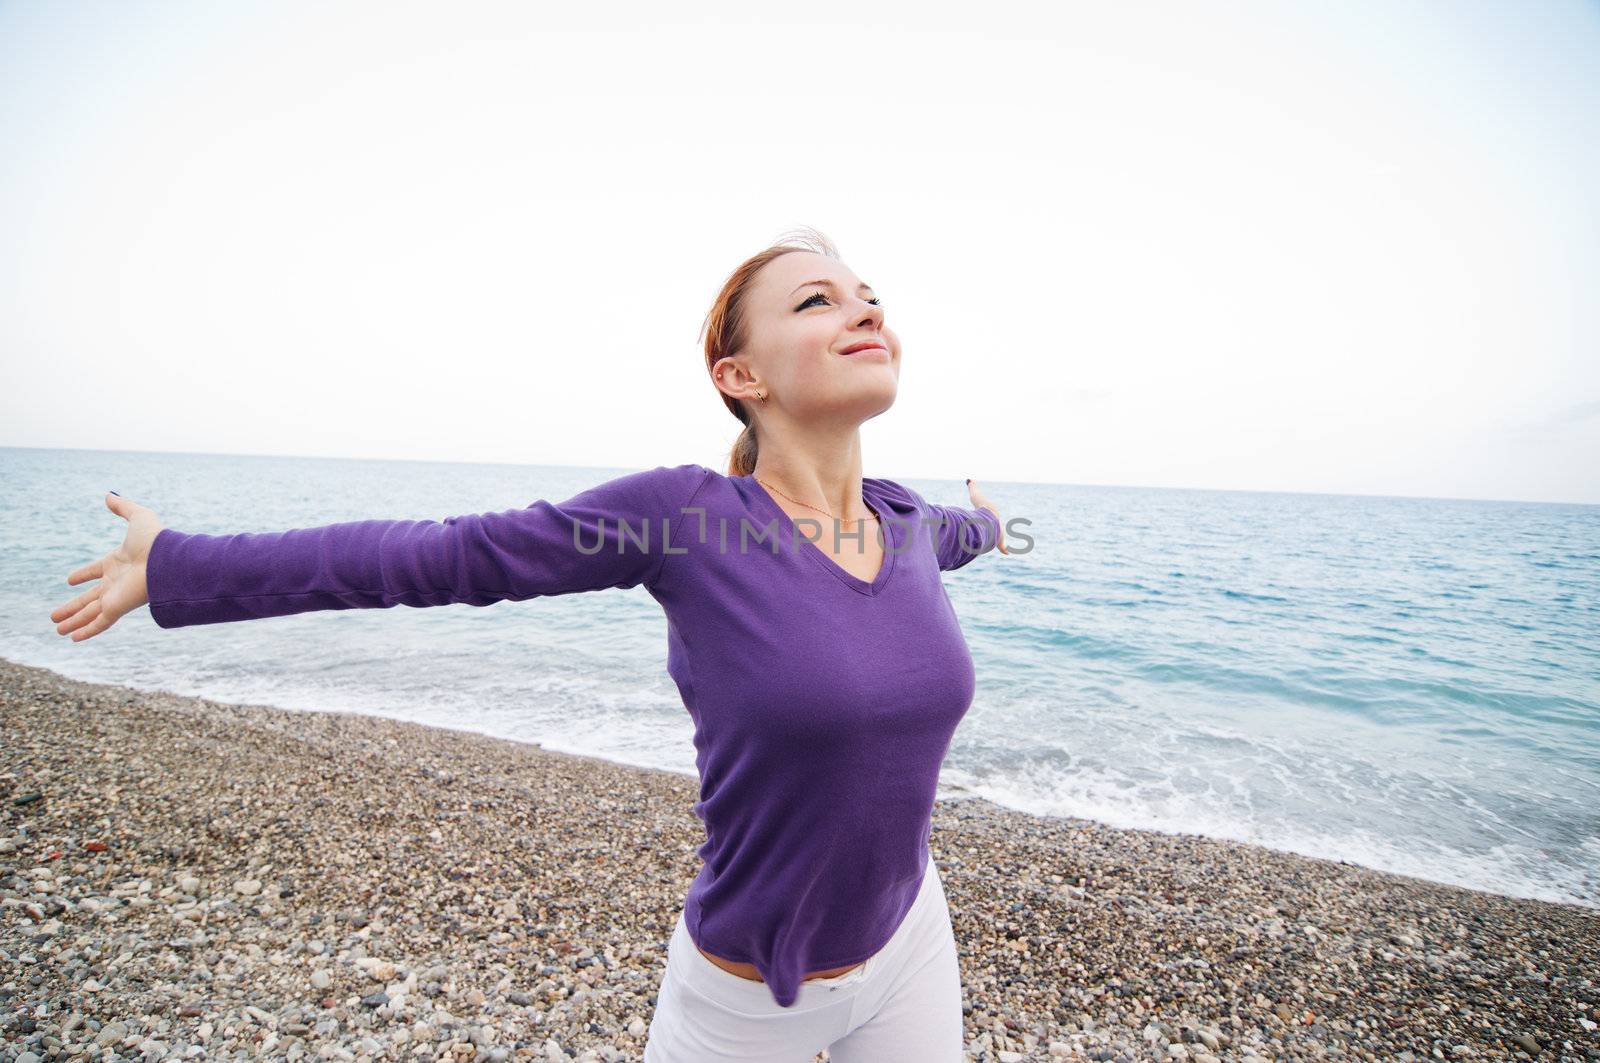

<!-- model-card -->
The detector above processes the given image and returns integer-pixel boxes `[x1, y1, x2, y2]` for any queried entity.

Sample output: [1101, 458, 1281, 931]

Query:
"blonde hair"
[700, 227, 841, 476]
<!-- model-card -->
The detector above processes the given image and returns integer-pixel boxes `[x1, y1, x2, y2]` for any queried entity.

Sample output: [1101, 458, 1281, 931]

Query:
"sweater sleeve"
[872, 478, 1001, 573]
[145, 463, 711, 629]
[923, 501, 1002, 572]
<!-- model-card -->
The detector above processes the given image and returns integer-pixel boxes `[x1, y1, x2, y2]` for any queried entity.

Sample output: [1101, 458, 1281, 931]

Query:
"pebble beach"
[2, 658, 1597, 1063]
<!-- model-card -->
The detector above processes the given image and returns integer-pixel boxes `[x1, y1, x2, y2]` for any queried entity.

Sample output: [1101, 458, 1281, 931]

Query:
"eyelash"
[796, 292, 883, 311]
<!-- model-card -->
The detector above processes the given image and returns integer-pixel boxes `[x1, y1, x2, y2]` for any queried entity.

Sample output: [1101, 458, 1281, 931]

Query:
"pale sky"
[3, 1, 1596, 504]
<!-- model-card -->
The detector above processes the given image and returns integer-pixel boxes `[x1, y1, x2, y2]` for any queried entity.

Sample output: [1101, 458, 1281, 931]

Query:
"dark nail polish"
[109, 491, 121, 496]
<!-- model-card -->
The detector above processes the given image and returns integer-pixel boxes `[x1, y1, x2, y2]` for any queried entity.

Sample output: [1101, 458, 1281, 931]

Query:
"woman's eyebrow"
[789, 279, 875, 296]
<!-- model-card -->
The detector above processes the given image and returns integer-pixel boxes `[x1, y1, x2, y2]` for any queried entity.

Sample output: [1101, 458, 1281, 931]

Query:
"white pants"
[643, 856, 963, 1062]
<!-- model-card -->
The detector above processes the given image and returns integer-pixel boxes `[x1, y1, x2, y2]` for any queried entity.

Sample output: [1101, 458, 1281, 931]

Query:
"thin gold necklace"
[755, 475, 880, 527]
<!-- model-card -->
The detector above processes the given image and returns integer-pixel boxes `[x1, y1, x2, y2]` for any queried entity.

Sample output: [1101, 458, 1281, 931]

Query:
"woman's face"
[729, 250, 901, 426]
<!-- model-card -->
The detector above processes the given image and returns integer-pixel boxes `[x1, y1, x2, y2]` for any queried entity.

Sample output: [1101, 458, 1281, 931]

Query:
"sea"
[3, 446, 1597, 909]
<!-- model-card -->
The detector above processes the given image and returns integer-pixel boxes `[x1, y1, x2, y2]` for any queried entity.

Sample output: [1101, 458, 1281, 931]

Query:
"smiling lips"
[838, 341, 888, 356]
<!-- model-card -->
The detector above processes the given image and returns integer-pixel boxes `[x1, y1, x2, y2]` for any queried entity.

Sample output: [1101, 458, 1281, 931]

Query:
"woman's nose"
[854, 299, 884, 330]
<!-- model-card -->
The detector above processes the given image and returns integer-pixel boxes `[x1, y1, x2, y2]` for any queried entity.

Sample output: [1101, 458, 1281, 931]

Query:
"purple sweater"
[145, 464, 1002, 1007]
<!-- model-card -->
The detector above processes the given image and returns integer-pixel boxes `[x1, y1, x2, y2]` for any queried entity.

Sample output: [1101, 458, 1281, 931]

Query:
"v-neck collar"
[740, 474, 898, 597]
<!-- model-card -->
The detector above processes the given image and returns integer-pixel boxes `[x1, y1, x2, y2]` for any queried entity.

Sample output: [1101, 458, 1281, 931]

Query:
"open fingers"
[67, 558, 105, 586]
[51, 583, 102, 624]
[69, 608, 115, 643]
[57, 597, 103, 637]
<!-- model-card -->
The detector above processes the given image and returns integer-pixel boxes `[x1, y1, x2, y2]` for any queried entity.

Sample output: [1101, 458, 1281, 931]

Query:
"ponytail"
[729, 422, 760, 477]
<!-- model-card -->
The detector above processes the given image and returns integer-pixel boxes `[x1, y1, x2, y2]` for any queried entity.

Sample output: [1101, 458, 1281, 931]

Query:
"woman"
[49, 228, 1007, 1062]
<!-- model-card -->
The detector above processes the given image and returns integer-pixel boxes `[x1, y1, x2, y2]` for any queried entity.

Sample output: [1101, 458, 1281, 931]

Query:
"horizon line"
[4, 442, 1596, 510]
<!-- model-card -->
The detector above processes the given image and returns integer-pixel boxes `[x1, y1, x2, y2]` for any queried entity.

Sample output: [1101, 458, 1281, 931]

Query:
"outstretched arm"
[51, 464, 710, 638]
[926, 477, 1006, 572]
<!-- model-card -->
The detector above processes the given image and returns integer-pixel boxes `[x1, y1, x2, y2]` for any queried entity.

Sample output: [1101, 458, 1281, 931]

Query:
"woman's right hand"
[51, 492, 166, 643]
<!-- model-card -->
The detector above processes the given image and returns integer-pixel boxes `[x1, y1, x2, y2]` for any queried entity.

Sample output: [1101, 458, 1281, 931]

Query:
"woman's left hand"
[965, 478, 1006, 555]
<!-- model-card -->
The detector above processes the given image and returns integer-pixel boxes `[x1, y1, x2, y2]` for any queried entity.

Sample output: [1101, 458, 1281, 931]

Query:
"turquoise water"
[4, 446, 1597, 908]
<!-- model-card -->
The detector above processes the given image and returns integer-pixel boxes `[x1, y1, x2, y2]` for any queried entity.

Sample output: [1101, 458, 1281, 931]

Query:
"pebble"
[1, 658, 1596, 1063]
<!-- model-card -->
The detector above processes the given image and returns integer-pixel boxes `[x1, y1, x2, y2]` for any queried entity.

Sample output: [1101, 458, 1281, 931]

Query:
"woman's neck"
[751, 459, 871, 523]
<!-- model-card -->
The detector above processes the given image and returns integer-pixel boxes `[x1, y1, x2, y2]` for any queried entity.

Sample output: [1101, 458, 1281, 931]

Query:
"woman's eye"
[795, 292, 883, 310]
